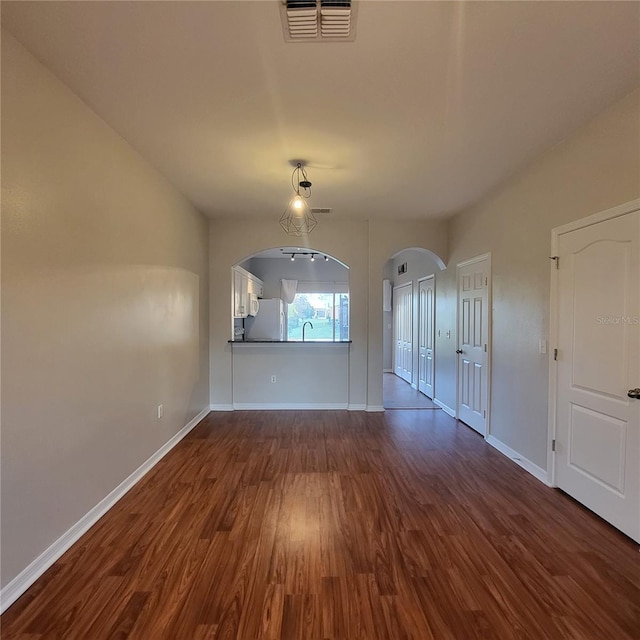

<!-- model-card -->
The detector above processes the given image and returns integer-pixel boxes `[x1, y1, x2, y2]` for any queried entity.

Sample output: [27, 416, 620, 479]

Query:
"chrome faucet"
[302, 321, 313, 341]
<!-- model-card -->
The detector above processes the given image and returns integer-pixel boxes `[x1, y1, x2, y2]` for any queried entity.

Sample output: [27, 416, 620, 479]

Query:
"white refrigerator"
[245, 298, 285, 341]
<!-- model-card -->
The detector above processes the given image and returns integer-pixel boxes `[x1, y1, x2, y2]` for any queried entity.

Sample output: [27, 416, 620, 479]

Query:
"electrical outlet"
[271, 375, 277, 383]
[157, 404, 164, 419]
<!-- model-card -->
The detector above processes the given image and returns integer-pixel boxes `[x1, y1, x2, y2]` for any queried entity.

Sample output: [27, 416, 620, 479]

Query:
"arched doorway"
[228, 246, 353, 409]
[231, 246, 349, 343]
[382, 247, 445, 409]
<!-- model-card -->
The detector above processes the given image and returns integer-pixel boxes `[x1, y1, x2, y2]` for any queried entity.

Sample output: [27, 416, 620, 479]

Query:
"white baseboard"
[433, 398, 456, 417]
[0, 406, 210, 614]
[233, 403, 348, 410]
[209, 403, 234, 411]
[486, 435, 550, 486]
[211, 403, 376, 412]
[383, 369, 393, 373]
[411, 383, 418, 390]
[366, 405, 385, 412]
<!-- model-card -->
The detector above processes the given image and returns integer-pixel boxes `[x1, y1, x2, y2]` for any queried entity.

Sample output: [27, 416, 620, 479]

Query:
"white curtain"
[280, 279, 298, 304]
[383, 279, 392, 312]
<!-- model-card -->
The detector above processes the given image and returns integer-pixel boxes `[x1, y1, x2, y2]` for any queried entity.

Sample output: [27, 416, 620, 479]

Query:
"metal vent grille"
[320, 0, 351, 39]
[310, 207, 333, 214]
[286, 0, 318, 39]
[282, 0, 355, 42]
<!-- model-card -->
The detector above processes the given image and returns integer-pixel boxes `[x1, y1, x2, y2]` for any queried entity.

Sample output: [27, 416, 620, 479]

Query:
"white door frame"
[456, 253, 492, 437]
[417, 274, 436, 399]
[548, 198, 640, 486]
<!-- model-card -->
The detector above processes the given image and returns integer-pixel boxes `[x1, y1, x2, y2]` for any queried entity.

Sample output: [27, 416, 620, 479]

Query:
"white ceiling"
[2, 1, 639, 221]
[249, 246, 329, 259]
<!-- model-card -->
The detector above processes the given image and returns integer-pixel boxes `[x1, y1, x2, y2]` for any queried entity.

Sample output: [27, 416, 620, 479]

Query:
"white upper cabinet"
[247, 274, 264, 298]
[233, 266, 263, 318]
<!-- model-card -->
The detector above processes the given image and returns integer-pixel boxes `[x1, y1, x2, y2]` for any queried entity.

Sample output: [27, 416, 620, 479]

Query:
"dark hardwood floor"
[383, 373, 438, 409]
[2, 410, 639, 639]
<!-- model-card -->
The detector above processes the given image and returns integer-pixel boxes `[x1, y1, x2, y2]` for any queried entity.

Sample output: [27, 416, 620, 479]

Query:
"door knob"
[456, 349, 463, 354]
[628, 388, 640, 399]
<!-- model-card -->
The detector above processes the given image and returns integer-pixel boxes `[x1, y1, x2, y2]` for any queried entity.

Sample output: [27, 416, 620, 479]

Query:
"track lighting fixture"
[282, 250, 327, 262]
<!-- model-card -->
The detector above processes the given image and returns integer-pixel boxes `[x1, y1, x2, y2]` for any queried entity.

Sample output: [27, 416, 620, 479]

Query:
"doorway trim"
[417, 274, 436, 399]
[548, 198, 640, 487]
[456, 253, 492, 437]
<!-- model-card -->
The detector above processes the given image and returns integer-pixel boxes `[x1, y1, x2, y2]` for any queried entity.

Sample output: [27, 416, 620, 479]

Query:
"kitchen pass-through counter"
[228, 340, 351, 409]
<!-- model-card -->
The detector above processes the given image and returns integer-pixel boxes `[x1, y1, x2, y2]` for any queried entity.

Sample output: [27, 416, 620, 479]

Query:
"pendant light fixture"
[280, 162, 317, 236]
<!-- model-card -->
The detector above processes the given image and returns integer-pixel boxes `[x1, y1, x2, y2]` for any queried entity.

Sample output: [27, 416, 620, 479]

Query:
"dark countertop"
[228, 340, 351, 344]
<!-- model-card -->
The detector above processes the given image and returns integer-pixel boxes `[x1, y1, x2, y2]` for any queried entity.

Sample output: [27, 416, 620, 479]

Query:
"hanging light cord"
[292, 163, 312, 198]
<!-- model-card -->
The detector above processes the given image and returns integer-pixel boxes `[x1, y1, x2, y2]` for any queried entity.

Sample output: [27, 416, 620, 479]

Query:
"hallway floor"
[383, 372, 438, 409]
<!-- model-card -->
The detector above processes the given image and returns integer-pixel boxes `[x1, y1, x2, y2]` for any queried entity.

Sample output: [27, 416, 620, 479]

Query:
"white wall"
[210, 218, 448, 410]
[1, 33, 210, 588]
[231, 344, 349, 408]
[436, 88, 640, 468]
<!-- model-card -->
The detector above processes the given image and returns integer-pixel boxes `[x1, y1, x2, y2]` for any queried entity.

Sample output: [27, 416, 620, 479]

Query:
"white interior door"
[393, 283, 413, 384]
[457, 256, 490, 435]
[418, 276, 435, 398]
[555, 209, 639, 541]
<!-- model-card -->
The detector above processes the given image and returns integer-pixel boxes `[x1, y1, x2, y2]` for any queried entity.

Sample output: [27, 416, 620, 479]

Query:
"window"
[287, 291, 349, 341]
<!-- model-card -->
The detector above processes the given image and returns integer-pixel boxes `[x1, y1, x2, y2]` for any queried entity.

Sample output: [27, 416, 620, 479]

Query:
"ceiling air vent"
[285, 0, 318, 39]
[281, 0, 356, 42]
[310, 207, 333, 214]
[320, 0, 351, 39]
